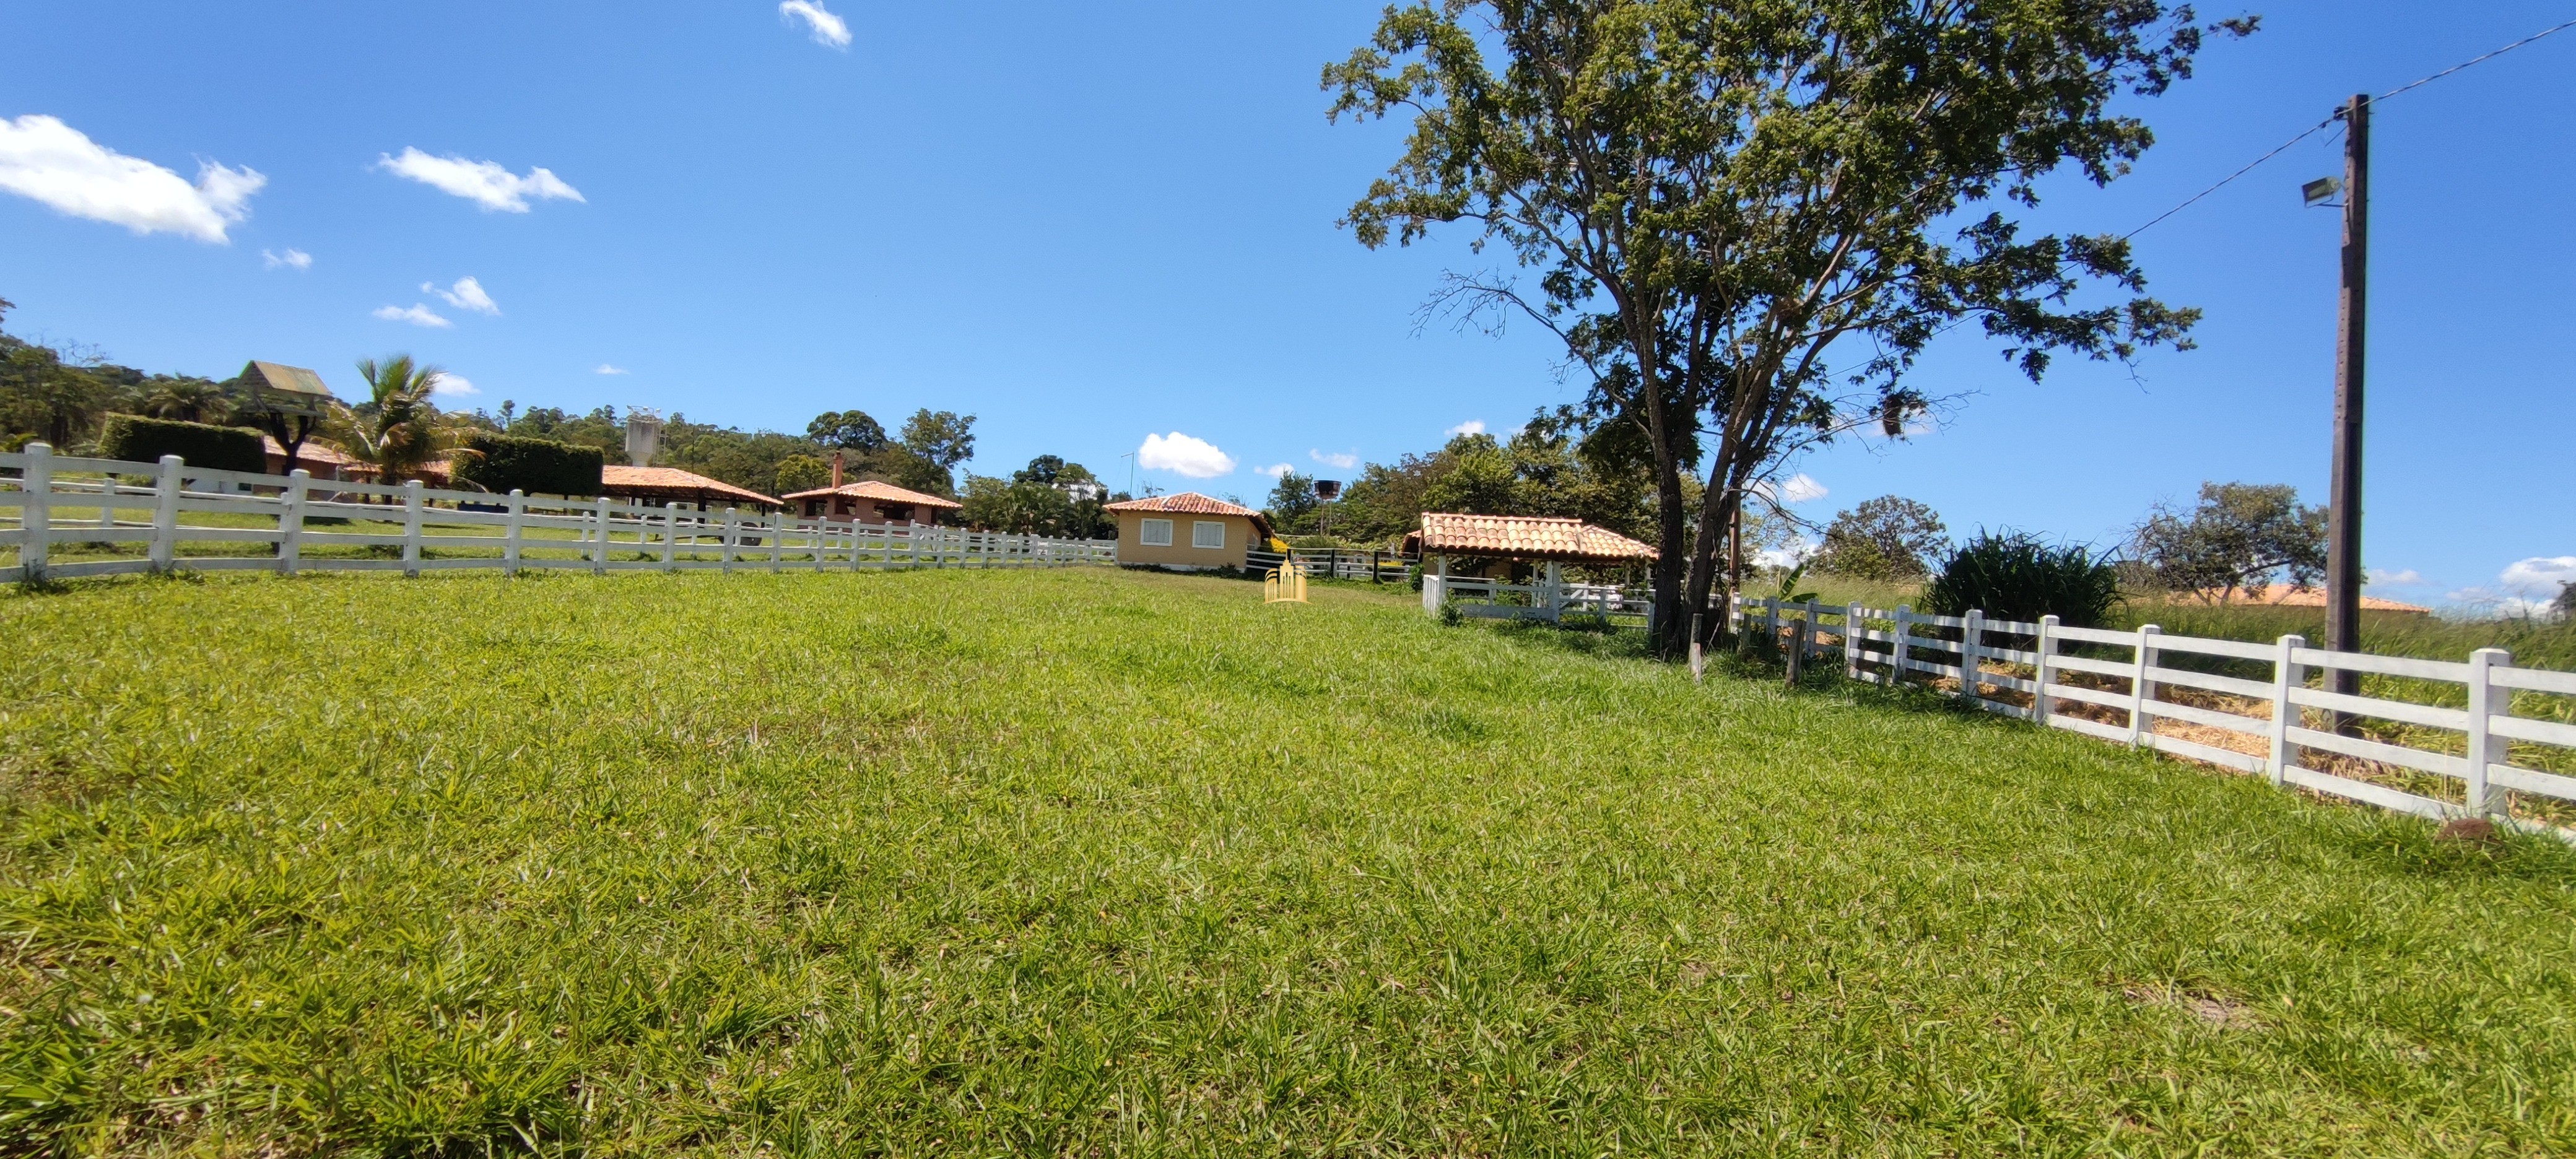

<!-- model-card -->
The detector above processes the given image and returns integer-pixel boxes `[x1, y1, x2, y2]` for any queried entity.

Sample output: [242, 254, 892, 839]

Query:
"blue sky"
[1, 1, 2568, 610]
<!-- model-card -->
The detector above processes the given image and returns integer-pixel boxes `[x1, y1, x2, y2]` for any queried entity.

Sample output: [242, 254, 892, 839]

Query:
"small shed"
[1104, 493, 1274, 570]
[600, 466, 784, 511]
[780, 479, 961, 525]
[1410, 513, 1658, 619]
[237, 361, 336, 419]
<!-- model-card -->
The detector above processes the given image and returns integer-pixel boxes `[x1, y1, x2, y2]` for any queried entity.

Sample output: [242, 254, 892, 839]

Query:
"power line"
[2121, 117, 2334, 240]
[2377, 14, 2576, 101]
[2121, 14, 2576, 241]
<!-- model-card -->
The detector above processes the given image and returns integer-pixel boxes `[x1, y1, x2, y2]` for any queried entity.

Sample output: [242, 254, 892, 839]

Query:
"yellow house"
[1105, 493, 1275, 570]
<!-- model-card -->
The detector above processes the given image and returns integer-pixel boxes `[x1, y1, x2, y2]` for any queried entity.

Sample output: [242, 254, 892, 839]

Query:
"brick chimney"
[830, 449, 845, 489]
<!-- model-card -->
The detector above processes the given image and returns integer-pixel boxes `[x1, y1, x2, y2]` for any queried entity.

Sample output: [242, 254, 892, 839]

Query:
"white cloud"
[594, 363, 629, 375]
[432, 373, 479, 397]
[261, 248, 311, 271]
[373, 303, 453, 329]
[1309, 448, 1359, 470]
[424, 276, 500, 316]
[2499, 555, 2576, 595]
[0, 115, 263, 243]
[1444, 419, 1486, 438]
[1138, 432, 1236, 479]
[2442, 587, 2557, 620]
[376, 147, 584, 212]
[1754, 544, 1817, 570]
[778, 0, 851, 47]
[1752, 473, 1829, 505]
[2367, 568, 2428, 587]
[1252, 462, 1294, 479]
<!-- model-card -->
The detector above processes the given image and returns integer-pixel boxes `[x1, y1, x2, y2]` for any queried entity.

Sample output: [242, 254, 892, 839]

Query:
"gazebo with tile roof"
[1408, 512, 1658, 619]
[780, 478, 962, 526]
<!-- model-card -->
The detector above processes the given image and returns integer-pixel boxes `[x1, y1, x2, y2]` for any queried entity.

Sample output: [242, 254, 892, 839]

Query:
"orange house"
[1104, 493, 1274, 569]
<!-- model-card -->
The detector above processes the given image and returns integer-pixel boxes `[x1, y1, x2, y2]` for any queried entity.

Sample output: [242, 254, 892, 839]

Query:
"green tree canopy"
[1812, 495, 1949, 580]
[1328, 0, 2245, 652]
[808, 410, 889, 451]
[2130, 481, 2328, 601]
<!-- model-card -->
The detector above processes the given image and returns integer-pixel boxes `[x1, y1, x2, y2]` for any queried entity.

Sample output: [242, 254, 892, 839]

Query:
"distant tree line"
[0, 295, 1123, 531]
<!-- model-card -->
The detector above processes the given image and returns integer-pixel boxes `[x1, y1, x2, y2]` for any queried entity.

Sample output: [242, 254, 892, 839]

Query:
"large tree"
[1328, 0, 2244, 653]
[2130, 480, 2326, 602]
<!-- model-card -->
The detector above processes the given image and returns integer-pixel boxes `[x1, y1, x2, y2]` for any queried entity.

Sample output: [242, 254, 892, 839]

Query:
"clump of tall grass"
[1921, 531, 2122, 627]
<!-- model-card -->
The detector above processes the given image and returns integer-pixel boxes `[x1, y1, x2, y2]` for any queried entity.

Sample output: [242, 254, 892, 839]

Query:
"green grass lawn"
[4, 568, 2573, 1156]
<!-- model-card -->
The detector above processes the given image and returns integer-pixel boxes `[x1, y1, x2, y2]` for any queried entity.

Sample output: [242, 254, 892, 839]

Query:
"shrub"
[95, 414, 266, 472]
[452, 433, 604, 497]
[1921, 531, 2121, 627]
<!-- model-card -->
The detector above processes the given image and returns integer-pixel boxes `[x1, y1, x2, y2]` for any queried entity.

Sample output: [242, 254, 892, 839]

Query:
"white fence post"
[19, 442, 52, 583]
[2268, 633, 2305, 788]
[1846, 601, 1866, 680]
[722, 508, 739, 573]
[402, 480, 424, 577]
[150, 454, 182, 573]
[2466, 648, 2512, 817]
[1960, 609, 1985, 703]
[2034, 615, 2058, 724]
[503, 490, 526, 575]
[2126, 624, 2162, 747]
[660, 503, 677, 570]
[1891, 605, 1912, 685]
[593, 497, 612, 575]
[279, 469, 309, 576]
[768, 511, 784, 571]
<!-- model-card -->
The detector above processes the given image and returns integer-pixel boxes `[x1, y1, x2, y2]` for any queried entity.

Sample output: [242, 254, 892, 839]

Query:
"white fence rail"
[1, 443, 1115, 584]
[1732, 595, 2576, 841]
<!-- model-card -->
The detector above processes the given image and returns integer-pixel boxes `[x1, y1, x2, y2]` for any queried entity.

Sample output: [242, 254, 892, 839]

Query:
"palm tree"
[142, 378, 228, 423]
[331, 354, 453, 485]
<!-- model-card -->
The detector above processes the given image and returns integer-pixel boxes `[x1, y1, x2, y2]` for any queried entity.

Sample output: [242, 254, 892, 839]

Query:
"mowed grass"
[2, 568, 2573, 1156]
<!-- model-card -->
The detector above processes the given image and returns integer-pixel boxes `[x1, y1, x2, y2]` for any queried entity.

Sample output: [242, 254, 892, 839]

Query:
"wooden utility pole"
[2326, 93, 2369, 712]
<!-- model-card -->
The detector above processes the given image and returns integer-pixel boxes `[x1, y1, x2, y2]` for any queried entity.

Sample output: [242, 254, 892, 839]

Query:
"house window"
[1192, 520, 1226, 550]
[1139, 518, 1174, 546]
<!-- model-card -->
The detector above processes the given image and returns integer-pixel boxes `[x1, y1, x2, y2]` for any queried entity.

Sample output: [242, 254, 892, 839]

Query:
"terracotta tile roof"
[1414, 512, 1658, 563]
[1104, 492, 1274, 539]
[601, 465, 783, 508]
[778, 479, 963, 509]
[261, 436, 364, 467]
[1105, 492, 1257, 518]
[2182, 586, 2432, 615]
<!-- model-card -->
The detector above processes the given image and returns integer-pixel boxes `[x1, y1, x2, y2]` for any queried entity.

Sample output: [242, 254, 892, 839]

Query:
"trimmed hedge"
[95, 414, 268, 473]
[452, 433, 604, 497]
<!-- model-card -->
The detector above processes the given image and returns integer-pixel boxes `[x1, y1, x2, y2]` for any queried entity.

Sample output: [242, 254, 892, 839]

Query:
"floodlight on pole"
[2302, 176, 2340, 207]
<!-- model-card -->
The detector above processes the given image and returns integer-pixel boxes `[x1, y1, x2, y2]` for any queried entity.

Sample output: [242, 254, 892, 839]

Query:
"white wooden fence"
[0, 443, 1115, 584]
[1733, 595, 2576, 840]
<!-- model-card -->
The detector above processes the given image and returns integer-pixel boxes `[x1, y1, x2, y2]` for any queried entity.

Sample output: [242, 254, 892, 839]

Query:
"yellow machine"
[1263, 566, 1308, 604]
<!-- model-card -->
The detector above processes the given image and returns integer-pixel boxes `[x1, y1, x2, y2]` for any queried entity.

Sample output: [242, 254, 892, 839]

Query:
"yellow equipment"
[1263, 566, 1308, 604]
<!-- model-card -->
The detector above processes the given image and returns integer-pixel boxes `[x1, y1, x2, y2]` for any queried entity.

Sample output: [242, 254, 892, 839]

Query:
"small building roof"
[601, 465, 783, 510]
[261, 436, 365, 468]
[2185, 585, 2432, 615]
[1411, 513, 1658, 564]
[238, 361, 336, 417]
[779, 479, 964, 510]
[1104, 492, 1275, 539]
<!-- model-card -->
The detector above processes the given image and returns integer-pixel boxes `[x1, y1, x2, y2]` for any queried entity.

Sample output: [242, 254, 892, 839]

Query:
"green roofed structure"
[238, 361, 336, 418]
[233, 360, 338, 475]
